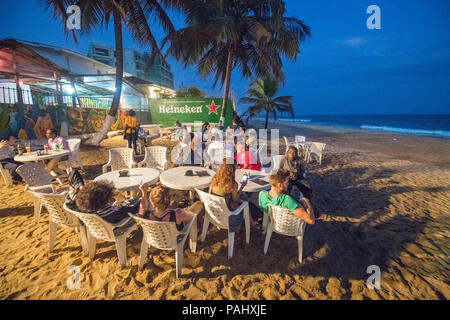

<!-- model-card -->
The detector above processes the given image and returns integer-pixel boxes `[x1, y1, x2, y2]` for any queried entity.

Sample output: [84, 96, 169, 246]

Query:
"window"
[94, 47, 110, 56]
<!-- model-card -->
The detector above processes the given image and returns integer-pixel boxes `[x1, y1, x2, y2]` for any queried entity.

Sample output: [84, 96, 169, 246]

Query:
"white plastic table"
[94, 168, 160, 192]
[160, 166, 215, 191]
[236, 169, 270, 193]
[14, 149, 70, 163]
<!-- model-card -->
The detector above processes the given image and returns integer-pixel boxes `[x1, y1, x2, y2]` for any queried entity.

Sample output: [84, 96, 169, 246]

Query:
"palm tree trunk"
[265, 110, 269, 129]
[90, 8, 123, 145]
[219, 43, 233, 128]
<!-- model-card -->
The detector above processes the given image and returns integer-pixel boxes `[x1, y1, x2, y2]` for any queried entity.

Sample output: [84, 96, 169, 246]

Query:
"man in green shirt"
[258, 169, 315, 225]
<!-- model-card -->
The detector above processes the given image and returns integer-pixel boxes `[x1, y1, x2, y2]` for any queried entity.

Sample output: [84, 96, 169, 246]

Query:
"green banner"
[148, 97, 233, 128]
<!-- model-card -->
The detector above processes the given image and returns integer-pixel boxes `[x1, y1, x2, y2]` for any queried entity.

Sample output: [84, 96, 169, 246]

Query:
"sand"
[0, 122, 449, 300]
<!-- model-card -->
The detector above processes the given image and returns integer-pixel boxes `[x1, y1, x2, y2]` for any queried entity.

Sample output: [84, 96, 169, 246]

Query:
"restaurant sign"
[148, 98, 233, 128]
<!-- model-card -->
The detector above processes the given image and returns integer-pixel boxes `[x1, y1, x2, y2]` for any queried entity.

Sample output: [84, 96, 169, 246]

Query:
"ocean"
[261, 114, 450, 138]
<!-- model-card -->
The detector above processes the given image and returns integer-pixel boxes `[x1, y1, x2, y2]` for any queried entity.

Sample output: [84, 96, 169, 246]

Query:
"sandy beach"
[1, 122, 449, 300]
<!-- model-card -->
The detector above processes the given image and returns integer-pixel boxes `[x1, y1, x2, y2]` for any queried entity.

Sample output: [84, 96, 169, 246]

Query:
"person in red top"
[234, 142, 261, 171]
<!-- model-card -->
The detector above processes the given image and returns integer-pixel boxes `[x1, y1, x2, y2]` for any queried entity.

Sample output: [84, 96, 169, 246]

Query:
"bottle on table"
[55, 141, 60, 151]
[43, 144, 48, 153]
[17, 144, 23, 155]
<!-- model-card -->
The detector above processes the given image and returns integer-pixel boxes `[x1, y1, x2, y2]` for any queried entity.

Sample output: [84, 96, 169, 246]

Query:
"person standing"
[123, 110, 138, 153]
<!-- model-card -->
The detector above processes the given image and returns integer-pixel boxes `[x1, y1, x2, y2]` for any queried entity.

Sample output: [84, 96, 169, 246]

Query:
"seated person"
[66, 176, 139, 225]
[279, 146, 313, 199]
[138, 182, 196, 231]
[137, 125, 148, 150]
[0, 136, 23, 182]
[174, 120, 182, 127]
[209, 158, 261, 230]
[258, 169, 315, 225]
[235, 142, 261, 171]
[46, 128, 70, 176]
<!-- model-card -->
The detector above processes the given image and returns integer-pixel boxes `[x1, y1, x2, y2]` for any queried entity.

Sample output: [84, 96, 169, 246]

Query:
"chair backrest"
[257, 143, 271, 166]
[16, 163, 55, 188]
[63, 204, 116, 242]
[310, 142, 326, 154]
[32, 191, 79, 227]
[108, 148, 134, 170]
[67, 139, 81, 153]
[146, 125, 161, 135]
[295, 135, 306, 144]
[144, 146, 167, 168]
[268, 204, 306, 237]
[130, 214, 179, 250]
[195, 189, 231, 229]
[0, 162, 13, 187]
[272, 155, 285, 172]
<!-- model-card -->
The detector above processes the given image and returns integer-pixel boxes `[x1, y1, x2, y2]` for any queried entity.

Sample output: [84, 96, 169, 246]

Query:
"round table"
[14, 149, 70, 163]
[94, 168, 160, 192]
[160, 166, 215, 191]
[235, 169, 270, 193]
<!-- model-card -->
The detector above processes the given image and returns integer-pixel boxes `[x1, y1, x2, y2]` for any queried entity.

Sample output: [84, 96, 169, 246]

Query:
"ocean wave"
[360, 125, 450, 137]
[277, 118, 312, 122]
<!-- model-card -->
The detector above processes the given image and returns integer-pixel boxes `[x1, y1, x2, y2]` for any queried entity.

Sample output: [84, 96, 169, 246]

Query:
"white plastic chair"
[138, 146, 168, 171]
[16, 163, 59, 222]
[0, 162, 13, 187]
[257, 143, 271, 166]
[307, 142, 326, 165]
[264, 204, 307, 263]
[129, 213, 198, 278]
[66, 138, 83, 172]
[283, 136, 296, 153]
[102, 147, 137, 173]
[195, 188, 250, 259]
[63, 204, 137, 268]
[31, 191, 88, 253]
[295, 135, 306, 144]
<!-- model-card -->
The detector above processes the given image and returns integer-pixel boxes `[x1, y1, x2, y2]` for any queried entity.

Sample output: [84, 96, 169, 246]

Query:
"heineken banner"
[148, 97, 234, 128]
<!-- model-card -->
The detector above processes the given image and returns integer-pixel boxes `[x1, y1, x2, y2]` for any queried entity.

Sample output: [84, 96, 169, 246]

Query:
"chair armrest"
[102, 163, 111, 173]
[231, 201, 249, 215]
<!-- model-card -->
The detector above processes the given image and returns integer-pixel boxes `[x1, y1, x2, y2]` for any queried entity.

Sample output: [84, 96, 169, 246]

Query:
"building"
[88, 43, 174, 89]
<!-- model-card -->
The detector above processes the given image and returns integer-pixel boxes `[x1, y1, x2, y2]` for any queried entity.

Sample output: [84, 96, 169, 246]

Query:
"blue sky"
[0, 0, 449, 115]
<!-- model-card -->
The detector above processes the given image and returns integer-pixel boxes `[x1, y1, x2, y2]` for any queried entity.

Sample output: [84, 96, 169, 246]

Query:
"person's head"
[236, 142, 245, 154]
[149, 185, 171, 212]
[210, 158, 238, 193]
[46, 128, 58, 139]
[269, 169, 290, 194]
[128, 110, 136, 117]
[75, 181, 115, 213]
[232, 119, 237, 126]
[8, 136, 16, 145]
[286, 146, 298, 162]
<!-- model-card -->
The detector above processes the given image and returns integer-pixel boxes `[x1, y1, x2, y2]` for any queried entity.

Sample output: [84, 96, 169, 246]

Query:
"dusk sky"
[0, 0, 449, 116]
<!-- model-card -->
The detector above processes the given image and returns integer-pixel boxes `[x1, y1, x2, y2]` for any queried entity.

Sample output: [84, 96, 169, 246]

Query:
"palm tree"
[162, 0, 309, 127]
[240, 75, 293, 129]
[39, 0, 180, 145]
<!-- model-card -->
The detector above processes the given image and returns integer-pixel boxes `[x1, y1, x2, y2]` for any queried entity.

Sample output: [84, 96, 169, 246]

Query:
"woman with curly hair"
[70, 180, 140, 224]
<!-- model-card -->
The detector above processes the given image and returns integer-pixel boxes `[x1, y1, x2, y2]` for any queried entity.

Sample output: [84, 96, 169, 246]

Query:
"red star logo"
[206, 100, 220, 115]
